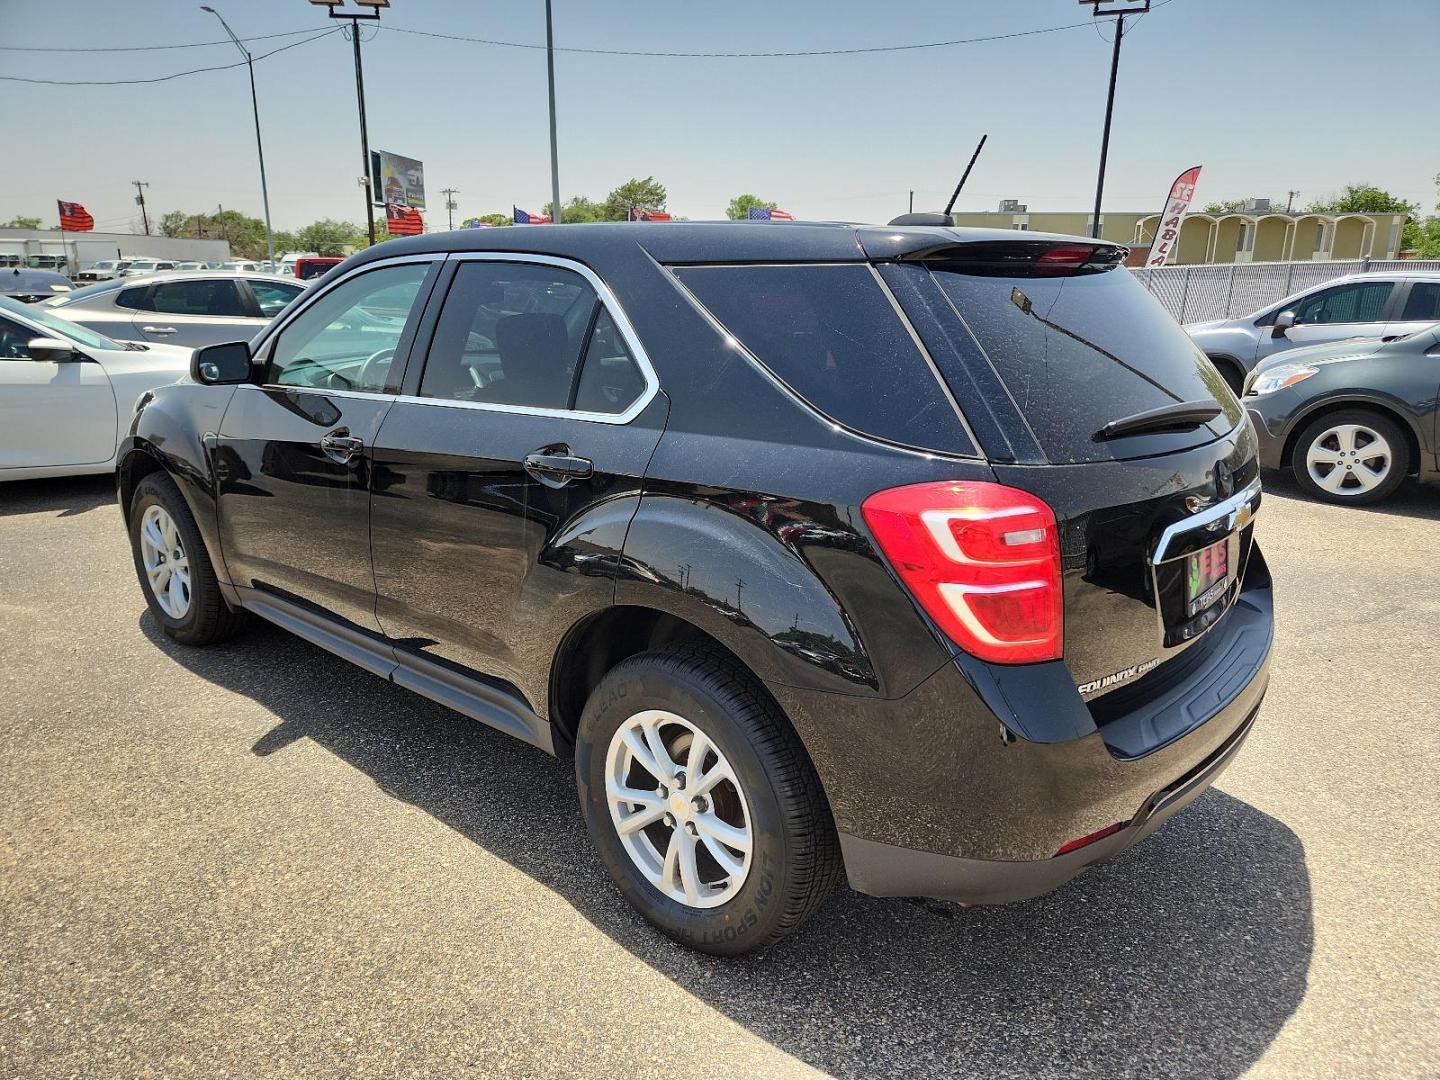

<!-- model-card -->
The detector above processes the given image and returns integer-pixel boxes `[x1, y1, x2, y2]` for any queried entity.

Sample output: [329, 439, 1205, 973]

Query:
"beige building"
[948, 199, 1408, 264]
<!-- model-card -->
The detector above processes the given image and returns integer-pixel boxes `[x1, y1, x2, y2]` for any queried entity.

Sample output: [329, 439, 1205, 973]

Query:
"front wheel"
[576, 646, 840, 955]
[1290, 409, 1409, 505]
[129, 473, 245, 645]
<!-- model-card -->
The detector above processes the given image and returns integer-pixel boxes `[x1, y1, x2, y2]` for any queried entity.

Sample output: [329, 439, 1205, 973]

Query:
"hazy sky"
[3, 0, 1436, 233]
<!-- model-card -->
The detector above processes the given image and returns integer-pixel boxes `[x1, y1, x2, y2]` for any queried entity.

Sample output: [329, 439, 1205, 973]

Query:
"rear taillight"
[1034, 243, 1102, 276]
[861, 481, 1063, 664]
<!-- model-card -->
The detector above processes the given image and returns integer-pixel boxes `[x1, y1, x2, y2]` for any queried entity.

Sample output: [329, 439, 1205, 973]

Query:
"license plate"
[1185, 537, 1230, 617]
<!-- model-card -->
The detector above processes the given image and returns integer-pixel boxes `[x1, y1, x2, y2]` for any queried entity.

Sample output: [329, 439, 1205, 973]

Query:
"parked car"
[293, 256, 343, 281]
[1242, 322, 1440, 504]
[121, 259, 178, 277]
[219, 260, 260, 273]
[40, 272, 305, 348]
[118, 223, 1272, 954]
[2, 268, 72, 304]
[74, 259, 131, 284]
[1186, 271, 1440, 393]
[0, 295, 191, 481]
[171, 261, 206, 272]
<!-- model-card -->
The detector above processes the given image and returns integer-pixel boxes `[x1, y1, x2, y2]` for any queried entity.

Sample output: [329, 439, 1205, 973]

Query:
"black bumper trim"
[839, 704, 1258, 906]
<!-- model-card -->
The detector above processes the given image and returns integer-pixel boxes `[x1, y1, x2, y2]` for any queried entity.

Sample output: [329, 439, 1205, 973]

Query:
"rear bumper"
[839, 701, 1258, 905]
[769, 548, 1273, 904]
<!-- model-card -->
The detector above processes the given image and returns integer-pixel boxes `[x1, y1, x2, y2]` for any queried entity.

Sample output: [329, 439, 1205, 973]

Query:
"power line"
[377, 18, 1101, 58]
[0, 28, 340, 85]
[0, 26, 328, 53]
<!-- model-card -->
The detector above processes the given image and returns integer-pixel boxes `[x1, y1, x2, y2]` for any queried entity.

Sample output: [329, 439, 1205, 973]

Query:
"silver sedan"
[39, 272, 307, 348]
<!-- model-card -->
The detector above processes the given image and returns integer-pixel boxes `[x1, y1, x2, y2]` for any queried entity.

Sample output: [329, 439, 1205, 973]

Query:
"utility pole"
[545, 0, 561, 226]
[132, 181, 151, 235]
[201, 6, 275, 266]
[321, 4, 385, 246]
[1085, 1, 1150, 239]
[1286, 190, 1299, 213]
[909, 190, 914, 214]
[441, 187, 459, 231]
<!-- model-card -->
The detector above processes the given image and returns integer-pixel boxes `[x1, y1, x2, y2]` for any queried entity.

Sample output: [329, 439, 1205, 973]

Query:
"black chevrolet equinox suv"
[119, 222, 1272, 955]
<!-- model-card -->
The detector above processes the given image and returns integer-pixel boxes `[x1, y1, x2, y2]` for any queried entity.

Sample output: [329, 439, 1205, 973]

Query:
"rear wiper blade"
[1093, 400, 1222, 442]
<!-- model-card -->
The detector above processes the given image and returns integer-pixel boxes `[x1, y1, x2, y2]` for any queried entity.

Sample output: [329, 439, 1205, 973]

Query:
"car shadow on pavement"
[147, 615, 1313, 1080]
[1260, 467, 1440, 521]
[0, 474, 116, 519]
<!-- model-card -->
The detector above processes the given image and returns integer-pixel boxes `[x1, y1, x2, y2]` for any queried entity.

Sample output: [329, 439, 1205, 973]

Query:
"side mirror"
[27, 337, 83, 363]
[1272, 310, 1296, 338]
[191, 340, 254, 385]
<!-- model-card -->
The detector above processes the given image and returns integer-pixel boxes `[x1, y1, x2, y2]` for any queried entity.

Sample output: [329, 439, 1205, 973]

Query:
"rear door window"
[672, 264, 972, 454]
[931, 266, 1240, 464]
[149, 279, 248, 317]
[1399, 281, 1440, 322]
[1294, 280, 1392, 325]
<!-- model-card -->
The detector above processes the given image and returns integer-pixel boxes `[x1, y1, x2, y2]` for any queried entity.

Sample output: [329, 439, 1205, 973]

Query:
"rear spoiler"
[887, 238, 1129, 277]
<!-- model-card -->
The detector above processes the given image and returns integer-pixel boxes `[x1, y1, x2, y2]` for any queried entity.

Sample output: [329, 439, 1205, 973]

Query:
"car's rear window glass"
[932, 268, 1240, 464]
[673, 264, 972, 454]
[1401, 282, 1440, 322]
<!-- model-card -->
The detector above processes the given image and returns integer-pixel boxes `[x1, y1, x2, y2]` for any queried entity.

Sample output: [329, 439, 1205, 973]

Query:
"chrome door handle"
[141, 326, 178, 335]
[319, 431, 364, 462]
[523, 448, 593, 487]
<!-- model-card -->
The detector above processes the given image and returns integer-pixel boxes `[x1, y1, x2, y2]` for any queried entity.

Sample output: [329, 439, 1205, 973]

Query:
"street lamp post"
[314, 0, 388, 246]
[201, 5, 275, 266]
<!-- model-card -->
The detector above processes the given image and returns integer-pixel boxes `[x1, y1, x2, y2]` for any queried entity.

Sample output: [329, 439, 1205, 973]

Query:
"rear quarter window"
[672, 264, 973, 455]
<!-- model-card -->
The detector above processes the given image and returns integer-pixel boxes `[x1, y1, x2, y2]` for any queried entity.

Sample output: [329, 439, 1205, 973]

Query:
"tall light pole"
[1083, 0, 1150, 239]
[315, 0, 388, 245]
[201, 5, 275, 265]
[545, 0, 561, 224]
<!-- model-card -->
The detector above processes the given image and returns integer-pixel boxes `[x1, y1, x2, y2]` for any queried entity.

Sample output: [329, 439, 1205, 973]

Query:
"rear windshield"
[673, 264, 972, 455]
[932, 267, 1239, 463]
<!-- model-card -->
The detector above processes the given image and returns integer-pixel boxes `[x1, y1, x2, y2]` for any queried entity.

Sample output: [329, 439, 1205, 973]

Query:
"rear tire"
[129, 473, 245, 645]
[576, 645, 840, 955]
[1290, 408, 1409, 506]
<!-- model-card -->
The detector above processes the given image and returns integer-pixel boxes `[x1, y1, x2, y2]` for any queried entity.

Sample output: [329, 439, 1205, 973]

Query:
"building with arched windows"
[948, 200, 1409, 265]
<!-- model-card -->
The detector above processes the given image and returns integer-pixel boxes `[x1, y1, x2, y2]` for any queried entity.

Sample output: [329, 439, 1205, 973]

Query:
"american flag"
[384, 203, 423, 236]
[57, 200, 95, 231]
[630, 208, 672, 221]
[513, 207, 553, 225]
[747, 207, 794, 221]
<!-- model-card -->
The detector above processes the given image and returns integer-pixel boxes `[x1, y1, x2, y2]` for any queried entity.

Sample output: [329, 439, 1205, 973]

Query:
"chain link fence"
[1129, 259, 1440, 324]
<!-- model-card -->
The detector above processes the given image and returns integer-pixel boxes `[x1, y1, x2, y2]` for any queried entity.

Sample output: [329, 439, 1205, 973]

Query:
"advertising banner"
[1145, 165, 1202, 267]
[370, 150, 426, 210]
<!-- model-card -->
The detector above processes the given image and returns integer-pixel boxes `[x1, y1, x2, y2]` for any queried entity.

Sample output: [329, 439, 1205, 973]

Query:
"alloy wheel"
[1305, 423, 1392, 497]
[139, 504, 191, 619]
[604, 709, 753, 909]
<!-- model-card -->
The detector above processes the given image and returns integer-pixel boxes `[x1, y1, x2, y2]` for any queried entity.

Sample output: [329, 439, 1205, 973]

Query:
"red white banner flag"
[1145, 165, 1201, 267]
[385, 203, 423, 236]
[57, 200, 95, 231]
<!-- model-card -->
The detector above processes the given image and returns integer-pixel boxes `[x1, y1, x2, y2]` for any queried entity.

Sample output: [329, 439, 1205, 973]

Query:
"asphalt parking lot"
[2, 471, 1437, 1080]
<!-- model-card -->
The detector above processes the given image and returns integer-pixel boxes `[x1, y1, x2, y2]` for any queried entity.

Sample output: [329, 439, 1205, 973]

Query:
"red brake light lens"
[861, 481, 1063, 664]
[1034, 244, 1101, 275]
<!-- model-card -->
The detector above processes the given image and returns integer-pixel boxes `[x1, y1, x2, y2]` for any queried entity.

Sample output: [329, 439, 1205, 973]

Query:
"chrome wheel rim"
[1306, 423, 1392, 496]
[604, 709, 753, 909]
[139, 505, 191, 619]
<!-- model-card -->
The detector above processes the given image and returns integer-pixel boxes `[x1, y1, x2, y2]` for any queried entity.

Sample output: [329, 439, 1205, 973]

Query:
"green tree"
[726, 194, 777, 220]
[1, 215, 42, 229]
[461, 213, 513, 228]
[295, 219, 364, 256]
[1306, 183, 1418, 217]
[542, 196, 604, 223]
[602, 176, 667, 221]
[197, 209, 267, 260]
[158, 210, 190, 238]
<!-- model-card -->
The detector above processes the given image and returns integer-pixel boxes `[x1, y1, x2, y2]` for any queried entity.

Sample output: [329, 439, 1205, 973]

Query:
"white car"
[0, 295, 193, 481]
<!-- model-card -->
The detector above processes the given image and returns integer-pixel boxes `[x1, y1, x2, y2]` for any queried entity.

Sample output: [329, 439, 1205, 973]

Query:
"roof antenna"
[889, 134, 988, 227]
[945, 134, 988, 216]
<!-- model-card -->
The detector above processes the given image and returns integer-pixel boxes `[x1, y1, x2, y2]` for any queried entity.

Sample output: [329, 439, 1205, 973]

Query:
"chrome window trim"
[402, 251, 659, 426]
